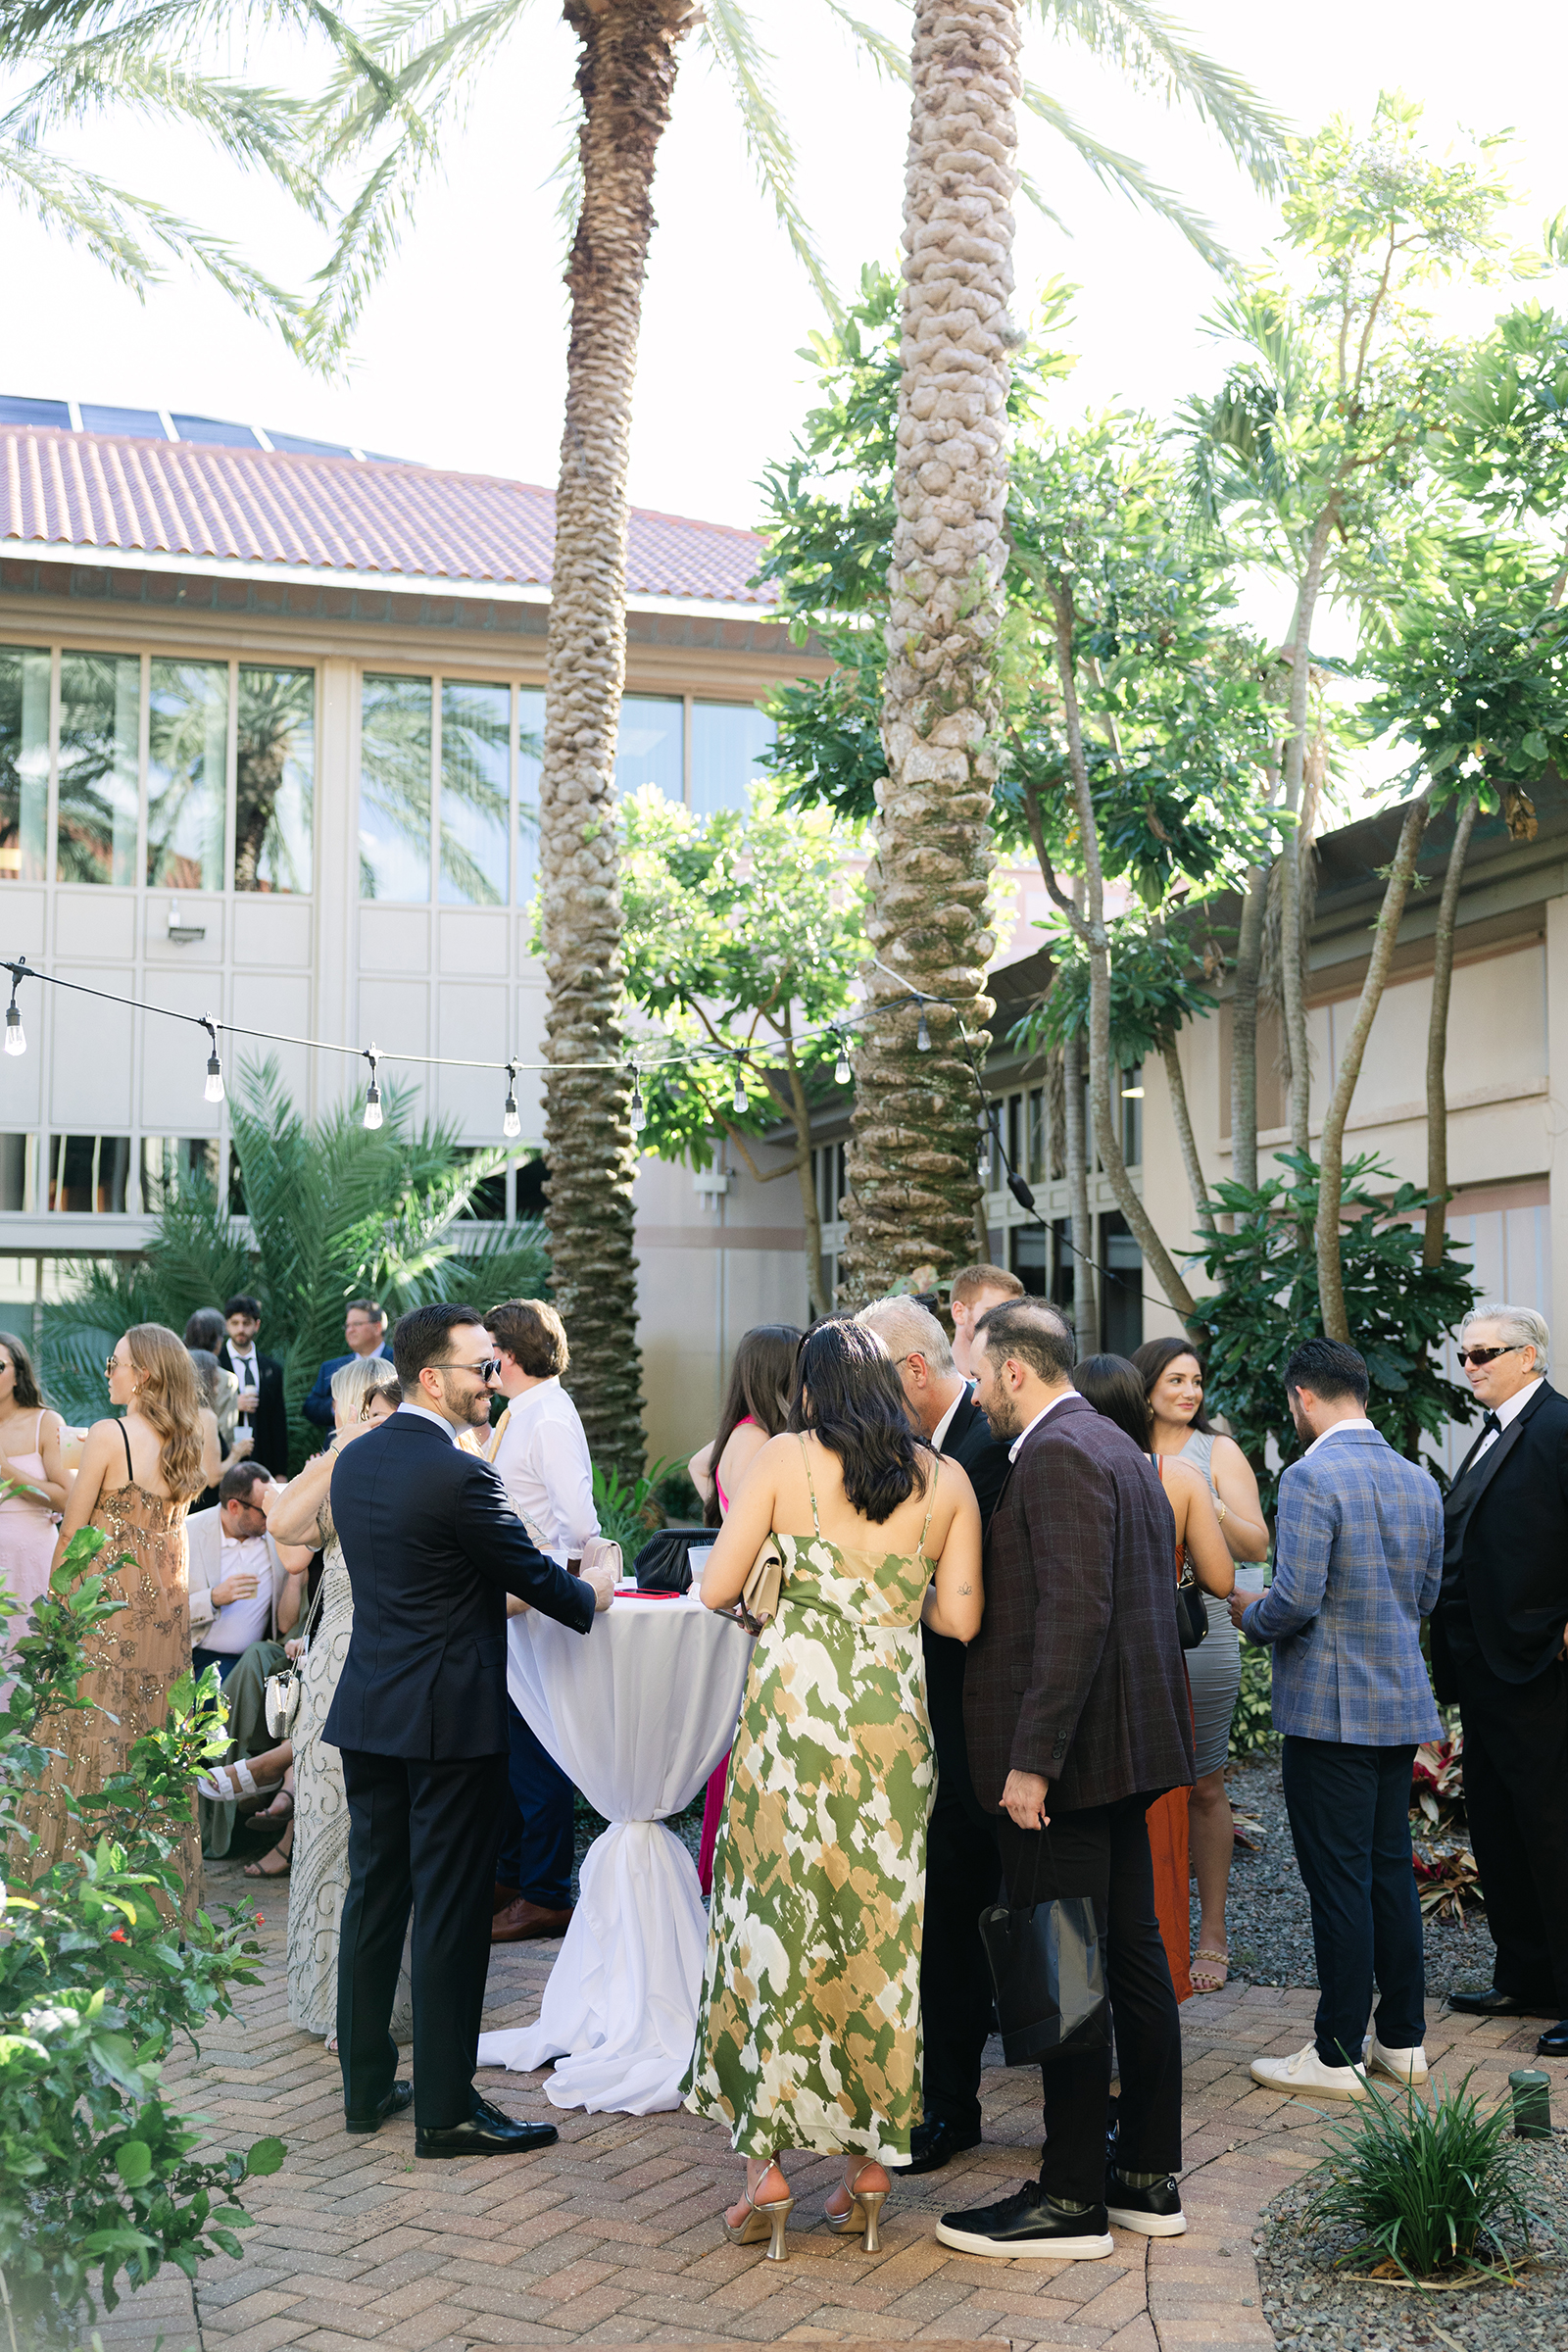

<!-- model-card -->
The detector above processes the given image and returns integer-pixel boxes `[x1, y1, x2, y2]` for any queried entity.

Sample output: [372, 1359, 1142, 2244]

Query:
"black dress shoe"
[1536, 2019, 1568, 2056]
[415, 2096, 560, 2160]
[1104, 2168, 1187, 2236]
[345, 2081, 414, 2135]
[1448, 1985, 1559, 2019]
[936, 2180, 1113, 2260]
[893, 2118, 982, 2175]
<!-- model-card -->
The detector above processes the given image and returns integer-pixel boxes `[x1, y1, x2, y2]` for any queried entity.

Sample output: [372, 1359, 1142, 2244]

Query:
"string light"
[502, 1059, 521, 1140]
[3, 958, 25, 1058]
[201, 1015, 224, 1105]
[833, 1033, 851, 1086]
[362, 1047, 383, 1132]
[732, 1060, 748, 1116]
[976, 1113, 993, 1186]
[916, 1004, 932, 1053]
[629, 1069, 648, 1134]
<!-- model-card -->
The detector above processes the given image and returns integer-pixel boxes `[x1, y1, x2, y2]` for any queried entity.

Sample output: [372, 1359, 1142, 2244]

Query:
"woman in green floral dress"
[683, 1320, 983, 2257]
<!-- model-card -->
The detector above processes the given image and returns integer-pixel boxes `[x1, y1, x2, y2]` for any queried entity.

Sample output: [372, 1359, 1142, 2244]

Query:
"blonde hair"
[950, 1263, 1024, 1308]
[124, 1322, 206, 1500]
[331, 1354, 401, 1419]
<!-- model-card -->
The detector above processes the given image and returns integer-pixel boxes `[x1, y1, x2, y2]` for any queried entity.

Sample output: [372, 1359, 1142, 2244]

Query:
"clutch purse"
[1176, 1564, 1209, 1650]
[633, 1525, 710, 1594]
[263, 1576, 324, 1739]
[734, 1533, 784, 1635]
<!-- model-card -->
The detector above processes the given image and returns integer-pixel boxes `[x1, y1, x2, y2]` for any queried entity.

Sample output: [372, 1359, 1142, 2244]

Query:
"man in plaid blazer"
[1238, 1337, 1443, 2103]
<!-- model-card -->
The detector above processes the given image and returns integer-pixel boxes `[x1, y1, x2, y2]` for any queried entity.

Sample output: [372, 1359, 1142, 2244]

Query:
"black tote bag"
[977, 1829, 1109, 2067]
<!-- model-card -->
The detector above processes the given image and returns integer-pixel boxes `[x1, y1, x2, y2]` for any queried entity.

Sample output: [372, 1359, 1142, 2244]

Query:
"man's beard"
[980, 1387, 1020, 1441]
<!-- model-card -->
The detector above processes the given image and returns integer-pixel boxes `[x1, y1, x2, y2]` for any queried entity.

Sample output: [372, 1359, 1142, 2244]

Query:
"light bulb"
[732, 1069, 748, 1115]
[629, 1077, 648, 1134]
[916, 1007, 932, 1053]
[204, 1052, 225, 1104]
[363, 1082, 383, 1131]
[834, 1041, 851, 1086]
[503, 1092, 521, 1140]
[3, 1003, 24, 1056]
[977, 1126, 992, 1184]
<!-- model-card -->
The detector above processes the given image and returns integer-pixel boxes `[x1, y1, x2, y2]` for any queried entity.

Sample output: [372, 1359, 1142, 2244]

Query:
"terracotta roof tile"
[0, 424, 775, 605]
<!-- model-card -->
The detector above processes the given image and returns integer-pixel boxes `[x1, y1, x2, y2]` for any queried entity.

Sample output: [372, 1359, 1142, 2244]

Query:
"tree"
[1179, 92, 1535, 1338]
[618, 783, 866, 1318]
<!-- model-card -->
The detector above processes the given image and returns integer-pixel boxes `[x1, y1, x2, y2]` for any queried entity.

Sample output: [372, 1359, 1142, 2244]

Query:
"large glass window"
[139, 1137, 220, 1210]
[147, 660, 228, 890]
[0, 646, 49, 882]
[691, 701, 775, 816]
[0, 1135, 34, 1212]
[360, 674, 431, 901]
[440, 680, 509, 906]
[58, 652, 139, 885]
[614, 696, 683, 800]
[517, 689, 543, 906]
[48, 1134, 131, 1213]
[236, 666, 314, 892]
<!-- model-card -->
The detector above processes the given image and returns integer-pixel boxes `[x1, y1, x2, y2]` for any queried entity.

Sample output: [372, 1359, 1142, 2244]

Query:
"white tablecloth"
[475, 1592, 752, 2114]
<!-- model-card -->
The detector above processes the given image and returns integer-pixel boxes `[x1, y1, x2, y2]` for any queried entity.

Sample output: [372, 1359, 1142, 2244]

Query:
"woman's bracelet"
[1214, 1496, 1227, 1523]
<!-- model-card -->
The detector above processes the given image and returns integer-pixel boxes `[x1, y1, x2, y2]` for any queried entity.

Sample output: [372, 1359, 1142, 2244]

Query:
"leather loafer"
[345, 2080, 414, 2135]
[492, 1881, 520, 1914]
[1448, 1985, 1558, 2019]
[416, 2096, 559, 2160]
[492, 1896, 573, 1943]
[894, 2118, 982, 2175]
[1536, 2019, 1568, 2056]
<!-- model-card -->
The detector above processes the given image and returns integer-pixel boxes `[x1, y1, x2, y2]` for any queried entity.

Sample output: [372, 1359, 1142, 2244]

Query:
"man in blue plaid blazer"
[1236, 1338, 1443, 2102]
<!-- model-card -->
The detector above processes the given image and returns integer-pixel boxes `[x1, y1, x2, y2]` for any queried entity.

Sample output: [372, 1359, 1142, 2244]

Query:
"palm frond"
[818, 0, 908, 83]
[699, 0, 840, 323]
[1032, 0, 1292, 191]
[1020, 78, 1231, 268]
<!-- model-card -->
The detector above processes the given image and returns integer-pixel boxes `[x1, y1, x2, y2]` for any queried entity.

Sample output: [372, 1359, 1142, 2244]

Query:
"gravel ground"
[1255, 2127, 1566, 2352]
[1214, 1751, 1495, 1998]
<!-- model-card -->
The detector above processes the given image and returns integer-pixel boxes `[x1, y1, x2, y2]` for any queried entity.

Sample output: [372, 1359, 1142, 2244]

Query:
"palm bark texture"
[541, 0, 696, 1476]
[842, 0, 1020, 1299]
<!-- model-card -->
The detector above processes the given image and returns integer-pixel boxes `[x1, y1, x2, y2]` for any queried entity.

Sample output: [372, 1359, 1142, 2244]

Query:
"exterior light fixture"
[202, 1015, 224, 1104]
[363, 1047, 384, 1131]
[503, 1059, 521, 1140]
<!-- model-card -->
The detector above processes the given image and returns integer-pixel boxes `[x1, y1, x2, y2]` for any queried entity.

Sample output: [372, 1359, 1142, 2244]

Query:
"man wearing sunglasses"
[324, 1303, 617, 2156]
[1434, 1304, 1568, 2059]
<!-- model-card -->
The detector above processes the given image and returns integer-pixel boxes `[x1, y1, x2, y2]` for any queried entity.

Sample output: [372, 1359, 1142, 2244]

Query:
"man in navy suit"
[304, 1298, 395, 1427]
[325, 1302, 615, 2156]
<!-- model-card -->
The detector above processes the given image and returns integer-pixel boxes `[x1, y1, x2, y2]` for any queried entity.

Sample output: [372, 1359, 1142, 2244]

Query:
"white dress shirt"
[229, 1342, 261, 1431]
[202, 1531, 273, 1653]
[1007, 1387, 1075, 1462]
[397, 1401, 461, 1446]
[1303, 1413, 1376, 1457]
[491, 1379, 600, 1566]
[1467, 1375, 1543, 1467]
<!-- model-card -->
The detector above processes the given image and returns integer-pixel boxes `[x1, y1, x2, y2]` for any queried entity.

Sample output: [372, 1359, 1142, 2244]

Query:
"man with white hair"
[1435, 1303, 1568, 2058]
[855, 1294, 1011, 2173]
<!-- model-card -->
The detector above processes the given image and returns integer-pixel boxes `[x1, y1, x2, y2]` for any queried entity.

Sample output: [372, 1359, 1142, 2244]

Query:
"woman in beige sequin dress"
[20, 1325, 206, 1899]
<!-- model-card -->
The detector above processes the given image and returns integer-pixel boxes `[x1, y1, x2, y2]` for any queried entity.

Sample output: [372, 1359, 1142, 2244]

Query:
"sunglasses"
[433, 1356, 503, 1382]
[105, 1355, 128, 1378]
[1455, 1343, 1527, 1369]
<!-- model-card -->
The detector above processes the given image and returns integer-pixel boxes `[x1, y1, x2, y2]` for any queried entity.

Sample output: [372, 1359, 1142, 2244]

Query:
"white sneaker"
[1250, 2040, 1368, 2100]
[1362, 2033, 1429, 2085]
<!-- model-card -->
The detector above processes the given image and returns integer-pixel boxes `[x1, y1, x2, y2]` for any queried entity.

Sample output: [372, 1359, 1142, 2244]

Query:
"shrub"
[1229, 1641, 1276, 1761]
[1, 1531, 284, 2343]
[1304, 2069, 1535, 2282]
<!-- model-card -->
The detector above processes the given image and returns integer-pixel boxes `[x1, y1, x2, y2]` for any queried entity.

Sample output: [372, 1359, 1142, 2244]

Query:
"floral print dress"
[683, 1441, 938, 2162]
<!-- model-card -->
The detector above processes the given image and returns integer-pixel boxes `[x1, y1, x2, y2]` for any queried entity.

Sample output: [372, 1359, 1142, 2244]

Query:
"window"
[1120, 1060, 1144, 1167]
[139, 1137, 220, 1209]
[614, 697, 683, 800]
[147, 660, 228, 890]
[517, 690, 543, 906]
[440, 681, 509, 906]
[460, 1161, 508, 1220]
[691, 702, 775, 816]
[514, 1154, 548, 1219]
[0, 1135, 34, 1211]
[360, 674, 432, 901]
[0, 646, 49, 882]
[1009, 1224, 1049, 1298]
[48, 1135, 131, 1213]
[1102, 1212, 1144, 1355]
[1028, 1086, 1046, 1182]
[58, 651, 139, 885]
[236, 665, 314, 892]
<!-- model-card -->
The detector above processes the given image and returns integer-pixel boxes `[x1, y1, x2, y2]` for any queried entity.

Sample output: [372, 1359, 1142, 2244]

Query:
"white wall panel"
[231, 973, 314, 1109]
[437, 909, 510, 977]
[234, 896, 313, 968]
[139, 968, 228, 1132]
[436, 981, 510, 1135]
[359, 907, 428, 971]
[49, 965, 134, 1129]
[54, 889, 132, 961]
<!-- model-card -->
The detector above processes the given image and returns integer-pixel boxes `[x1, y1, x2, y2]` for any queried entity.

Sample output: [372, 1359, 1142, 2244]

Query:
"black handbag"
[977, 1832, 1109, 2067]
[633, 1525, 714, 1595]
[1176, 1567, 1209, 1650]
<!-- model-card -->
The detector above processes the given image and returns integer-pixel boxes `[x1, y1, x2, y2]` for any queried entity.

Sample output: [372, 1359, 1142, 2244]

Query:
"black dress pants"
[1455, 1650, 1568, 2012]
[919, 1779, 1002, 2132]
[996, 1794, 1182, 2208]
[337, 1747, 511, 2129]
[1279, 1737, 1425, 2067]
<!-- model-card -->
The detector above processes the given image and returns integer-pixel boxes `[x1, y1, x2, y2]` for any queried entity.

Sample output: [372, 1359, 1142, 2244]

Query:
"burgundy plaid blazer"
[962, 1391, 1196, 1814]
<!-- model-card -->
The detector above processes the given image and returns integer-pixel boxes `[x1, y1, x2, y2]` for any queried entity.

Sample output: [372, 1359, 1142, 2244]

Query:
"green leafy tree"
[1, 1531, 284, 2342]
[619, 784, 866, 1318]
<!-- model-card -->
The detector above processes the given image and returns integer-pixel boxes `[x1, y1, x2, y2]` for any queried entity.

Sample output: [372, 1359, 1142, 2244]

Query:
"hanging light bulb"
[916, 1004, 932, 1053]
[629, 1070, 648, 1134]
[202, 1017, 224, 1104]
[976, 1116, 992, 1185]
[502, 1060, 521, 1140]
[363, 1048, 383, 1131]
[3, 1000, 24, 1058]
[732, 1062, 748, 1116]
[833, 1032, 851, 1086]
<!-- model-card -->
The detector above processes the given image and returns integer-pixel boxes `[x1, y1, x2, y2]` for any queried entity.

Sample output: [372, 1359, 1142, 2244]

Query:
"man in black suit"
[220, 1294, 290, 1476]
[857, 1296, 1012, 2176]
[325, 1302, 617, 2154]
[1434, 1304, 1568, 2058]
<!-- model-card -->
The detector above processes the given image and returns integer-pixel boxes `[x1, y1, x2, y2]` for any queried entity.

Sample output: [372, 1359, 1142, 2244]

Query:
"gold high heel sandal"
[824, 2164, 889, 2252]
[722, 2168, 793, 2262]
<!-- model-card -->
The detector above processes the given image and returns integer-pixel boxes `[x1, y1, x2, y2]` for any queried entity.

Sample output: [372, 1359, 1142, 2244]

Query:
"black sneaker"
[1104, 2169, 1187, 2236]
[936, 2180, 1114, 2260]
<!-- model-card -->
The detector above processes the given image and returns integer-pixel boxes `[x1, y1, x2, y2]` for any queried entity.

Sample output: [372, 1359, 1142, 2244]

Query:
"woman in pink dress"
[0, 1329, 71, 1667]
[687, 1324, 801, 1894]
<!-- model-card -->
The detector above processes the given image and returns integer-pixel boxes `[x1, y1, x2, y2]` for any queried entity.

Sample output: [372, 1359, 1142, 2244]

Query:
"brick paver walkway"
[97, 1859, 1560, 2352]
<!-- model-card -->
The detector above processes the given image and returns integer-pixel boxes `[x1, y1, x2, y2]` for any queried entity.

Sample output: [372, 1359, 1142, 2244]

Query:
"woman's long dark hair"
[706, 1322, 802, 1527]
[1131, 1336, 1214, 1435]
[1073, 1353, 1152, 1449]
[787, 1319, 928, 1524]
[0, 1329, 44, 1410]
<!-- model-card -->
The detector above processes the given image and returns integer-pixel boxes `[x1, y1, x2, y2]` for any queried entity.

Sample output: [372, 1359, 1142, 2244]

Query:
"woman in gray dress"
[1133, 1340, 1270, 1994]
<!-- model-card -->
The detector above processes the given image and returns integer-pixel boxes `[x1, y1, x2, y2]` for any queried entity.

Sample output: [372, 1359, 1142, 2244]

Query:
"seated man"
[188, 1463, 313, 1858]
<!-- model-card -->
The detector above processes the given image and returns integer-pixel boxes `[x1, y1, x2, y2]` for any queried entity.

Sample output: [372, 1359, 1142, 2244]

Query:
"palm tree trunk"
[1062, 1030, 1096, 1352]
[1315, 793, 1431, 1339]
[540, 0, 696, 1478]
[1229, 858, 1269, 1195]
[1162, 1039, 1213, 1234]
[841, 0, 1021, 1299]
[1423, 795, 1479, 1267]
[1279, 512, 1337, 1162]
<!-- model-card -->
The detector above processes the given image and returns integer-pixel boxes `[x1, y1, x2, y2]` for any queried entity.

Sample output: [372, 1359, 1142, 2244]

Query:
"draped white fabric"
[476, 1592, 752, 2114]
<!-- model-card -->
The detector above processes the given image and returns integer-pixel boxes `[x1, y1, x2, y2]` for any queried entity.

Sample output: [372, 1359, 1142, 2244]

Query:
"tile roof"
[0, 423, 776, 606]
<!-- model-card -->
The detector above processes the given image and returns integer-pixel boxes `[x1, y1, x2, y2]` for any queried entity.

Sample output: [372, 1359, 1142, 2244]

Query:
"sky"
[6, 0, 1567, 793]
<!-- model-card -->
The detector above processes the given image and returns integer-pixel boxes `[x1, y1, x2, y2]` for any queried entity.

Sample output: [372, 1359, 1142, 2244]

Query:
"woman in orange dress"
[18, 1324, 207, 1903]
[1070, 1356, 1234, 2002]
